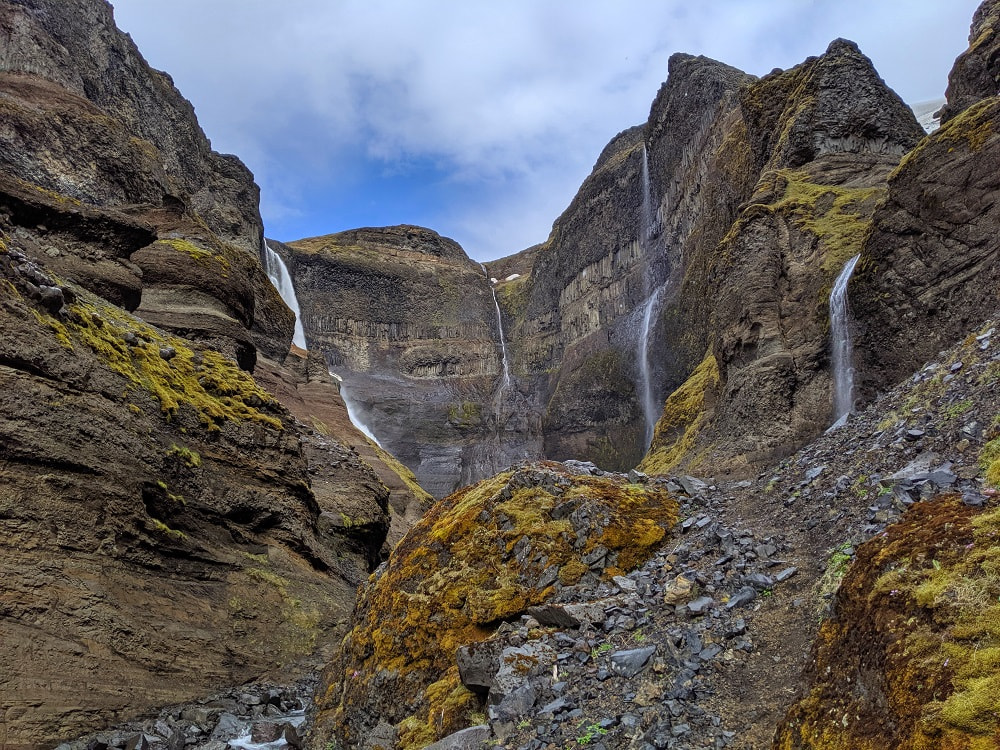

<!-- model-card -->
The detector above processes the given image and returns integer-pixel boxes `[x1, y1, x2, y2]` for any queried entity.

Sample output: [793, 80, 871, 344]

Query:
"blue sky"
[111, 1, 980, 261]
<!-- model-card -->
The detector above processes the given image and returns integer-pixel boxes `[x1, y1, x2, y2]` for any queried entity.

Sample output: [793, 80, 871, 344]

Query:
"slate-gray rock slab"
[609, 646, 656, 678]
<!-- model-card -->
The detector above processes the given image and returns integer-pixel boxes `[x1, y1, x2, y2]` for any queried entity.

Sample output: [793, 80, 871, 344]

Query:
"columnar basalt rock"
[281, 228, 541, 498]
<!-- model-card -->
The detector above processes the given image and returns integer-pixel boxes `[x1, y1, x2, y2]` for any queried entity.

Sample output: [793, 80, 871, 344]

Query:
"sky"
[110, 1, 980, 262]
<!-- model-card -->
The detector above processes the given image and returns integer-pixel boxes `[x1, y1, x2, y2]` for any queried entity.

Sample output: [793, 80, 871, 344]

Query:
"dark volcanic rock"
[285, 227, 539, 498]
[937, 0, 1000, 123]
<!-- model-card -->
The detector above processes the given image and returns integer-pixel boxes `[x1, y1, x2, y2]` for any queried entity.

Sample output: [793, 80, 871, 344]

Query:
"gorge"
[0, 1, 999, 749]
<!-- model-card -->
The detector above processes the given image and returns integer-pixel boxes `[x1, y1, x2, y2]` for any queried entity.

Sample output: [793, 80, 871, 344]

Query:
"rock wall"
[280, 228, 540, 498]
[0, 1, 407, 745]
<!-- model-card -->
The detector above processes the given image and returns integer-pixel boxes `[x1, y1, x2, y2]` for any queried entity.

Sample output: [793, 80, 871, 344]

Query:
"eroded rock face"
[312, 463, 678, 750]
[0, 237, 389, 748]
[282, 229, 540, 498]
[854, 96, 1000, 396]
[0, 1, 400, 744]
[937, 0, 1000, 124]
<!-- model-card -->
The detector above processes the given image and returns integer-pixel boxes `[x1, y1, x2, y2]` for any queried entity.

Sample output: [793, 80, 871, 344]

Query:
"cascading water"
[481, 263, 512, 424]
[636, 144, 659, 449]
[829, 253, 862, 426]
[328, 367, 381, 447]
[264, 241, 307, 350]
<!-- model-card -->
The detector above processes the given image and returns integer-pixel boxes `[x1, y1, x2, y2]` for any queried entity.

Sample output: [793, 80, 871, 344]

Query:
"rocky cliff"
[0, 1, 413, 746]
[281, 228, 539, 499]
[283, 39, 930, 489]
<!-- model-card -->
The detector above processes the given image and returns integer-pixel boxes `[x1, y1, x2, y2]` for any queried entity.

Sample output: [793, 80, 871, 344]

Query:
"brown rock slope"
[312, 463, 678, 749]
[0, 0, 422, 745]
[0, 236, 388, 747]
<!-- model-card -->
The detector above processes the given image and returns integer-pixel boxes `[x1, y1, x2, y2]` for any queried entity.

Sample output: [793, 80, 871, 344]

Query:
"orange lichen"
[318, 462, 678, 748]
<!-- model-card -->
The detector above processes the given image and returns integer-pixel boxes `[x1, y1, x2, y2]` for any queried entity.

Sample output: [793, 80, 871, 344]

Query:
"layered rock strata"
[281, 229, 540, 498]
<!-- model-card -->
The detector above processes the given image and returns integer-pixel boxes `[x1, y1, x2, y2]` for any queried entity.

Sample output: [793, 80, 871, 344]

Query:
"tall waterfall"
[637, 144, 659, 449]
[481, 263, 512, 422]
[264, 241, 307, 350]
[830, 253, 862, 425]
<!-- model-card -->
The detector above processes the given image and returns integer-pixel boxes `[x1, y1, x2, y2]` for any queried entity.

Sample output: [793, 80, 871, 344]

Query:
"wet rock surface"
[59, 681, 315, 750]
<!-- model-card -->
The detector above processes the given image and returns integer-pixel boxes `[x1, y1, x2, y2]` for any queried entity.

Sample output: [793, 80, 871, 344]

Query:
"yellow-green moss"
[980, 432, 1000, 487]
[373, 443, 433, 507]
[937, 99, 996, 152]
[778, 497, 1000, 748]
[157, 237, 231, 274]
[167, 443, 201, 468]
[640, 351, 720, 474]
[148, 517, 186, 541]
[328, 464, 678, 748]
[771, 169, 885, 273]
[52, 292, 282, 431]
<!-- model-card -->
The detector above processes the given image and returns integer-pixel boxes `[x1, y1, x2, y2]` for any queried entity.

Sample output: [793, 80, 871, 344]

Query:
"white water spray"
[830, 253, 861, 424]
[637, 144, 659, 448]
[328, 367, 381, 446]
[481, 263, 512, 422]
[264, 242, 307, 350]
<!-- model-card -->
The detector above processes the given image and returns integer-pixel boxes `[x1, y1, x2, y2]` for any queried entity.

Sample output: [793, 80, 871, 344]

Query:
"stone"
[527, 602, 606, 629]
[687, 596, 715, 615]
[678, 476, 709, 496]
[744, 573, 775, 590]
[775, 567, 798, 583]
[609, 646, 657, 678]
[424, 725, 491, 750]
[726, 587, 757, 609]
[663, 575, 694, 604]
[249, 721, 282, 743]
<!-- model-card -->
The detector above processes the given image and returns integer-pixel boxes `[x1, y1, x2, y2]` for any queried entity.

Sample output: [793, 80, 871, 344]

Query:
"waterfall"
[829, 253, 862, 425]
[264, 241, 307, 350]
[328, 367, 381, 447]
[637, 144, 659, 449]
[481, 263, 512, 422]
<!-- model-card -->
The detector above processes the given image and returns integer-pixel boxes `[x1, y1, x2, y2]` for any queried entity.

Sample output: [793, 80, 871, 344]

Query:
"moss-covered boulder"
[776, 495, 1000, 748]
[313, 462, 679, 749]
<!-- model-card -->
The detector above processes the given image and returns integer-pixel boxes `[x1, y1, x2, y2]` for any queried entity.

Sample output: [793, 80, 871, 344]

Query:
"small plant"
[517, 719, 532, 730]
[590, 642, 613, 658]
[167, 443, 201, 468]
[576, 722, 609, 745]
[633, 630, 646, 643]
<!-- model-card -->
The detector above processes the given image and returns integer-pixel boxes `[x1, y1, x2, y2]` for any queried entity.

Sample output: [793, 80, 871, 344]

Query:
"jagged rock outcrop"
[936, 0, 1000, 123]
[312, 463, 678, 749]
[645, 39, 925, 475]
[281, 228, 539, 498]
[854, 104, 999, 395]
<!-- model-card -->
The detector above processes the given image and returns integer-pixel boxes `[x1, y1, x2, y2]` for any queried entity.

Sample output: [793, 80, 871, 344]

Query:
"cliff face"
[286, 40, 930, 490]
[0, 1, 402, 745]
[282, 227, 540, 499]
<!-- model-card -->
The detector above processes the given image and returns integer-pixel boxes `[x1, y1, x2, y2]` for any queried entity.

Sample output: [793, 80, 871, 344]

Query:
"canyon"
[0, 1, 998, 749]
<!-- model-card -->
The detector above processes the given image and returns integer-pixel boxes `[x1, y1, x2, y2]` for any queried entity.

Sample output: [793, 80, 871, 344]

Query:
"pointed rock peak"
[742, 37, 926, 172]
[938, 0, 1000, 124]
[825, 37, 862, 56]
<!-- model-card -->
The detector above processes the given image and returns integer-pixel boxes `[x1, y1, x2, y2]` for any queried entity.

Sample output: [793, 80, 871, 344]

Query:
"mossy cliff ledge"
[312, 462, 678, 749]
[776, 495, 1000, 749]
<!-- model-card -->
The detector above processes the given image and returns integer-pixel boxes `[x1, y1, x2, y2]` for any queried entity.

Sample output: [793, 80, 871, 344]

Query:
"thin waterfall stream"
[481, 263, 512, 426]
[637, 144, 659, 449]
[829, 252, 862, 426]
[264, 241, 307, 350]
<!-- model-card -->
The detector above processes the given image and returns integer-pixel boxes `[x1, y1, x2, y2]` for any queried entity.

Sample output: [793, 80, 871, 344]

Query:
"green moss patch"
[320, 462, 678, 748]
[776, 496, 1000, 748]
[640, 351, 720, 475]
[40, 290, 281, 431]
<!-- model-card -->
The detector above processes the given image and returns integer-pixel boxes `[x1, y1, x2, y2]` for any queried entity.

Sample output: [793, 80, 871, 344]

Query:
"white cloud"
[111, 0, 981, 259]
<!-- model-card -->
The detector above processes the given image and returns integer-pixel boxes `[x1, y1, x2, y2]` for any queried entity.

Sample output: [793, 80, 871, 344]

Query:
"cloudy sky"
[111, 1, 979, 261]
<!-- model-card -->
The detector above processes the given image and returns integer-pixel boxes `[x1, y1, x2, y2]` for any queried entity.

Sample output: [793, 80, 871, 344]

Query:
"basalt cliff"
[2, 1, 1000, 750]
[0, 0, 426, 747]
[281, 38, 935, 497]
